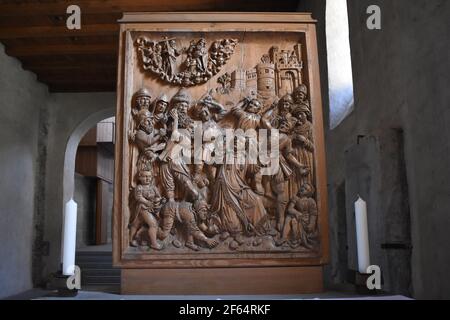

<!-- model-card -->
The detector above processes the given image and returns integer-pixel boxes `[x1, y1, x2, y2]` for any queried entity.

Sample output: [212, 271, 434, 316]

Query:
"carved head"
[293, 84, 308, 102]
[278, 94, 294, 115]
[292, 103, 310, 124]
[193, 199, 210, 221]
[198, 38, 206, 47]
[244, 98, 262, 114]
[154, 43, 162, 53]
[194, 94, 215, 121]
[138, 170, 154, 185]
[211, 41, 220, 50]
[154, 94, 169, 114]
[278, 116, 294, 134]
[134, 88, 152, 110]
[169, 39, 176, 48]
[299, 182, 315, 198]
[137, 109, 154, 134]
[171, 89, 191, 115]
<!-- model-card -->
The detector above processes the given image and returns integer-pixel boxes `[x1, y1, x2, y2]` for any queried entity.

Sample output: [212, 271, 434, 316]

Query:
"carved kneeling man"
[276, 183, 318, 248]
[158, 200, 218, 251]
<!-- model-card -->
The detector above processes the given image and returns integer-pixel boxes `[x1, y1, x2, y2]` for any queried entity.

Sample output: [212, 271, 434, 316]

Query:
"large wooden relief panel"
[114, 13, 328, 274]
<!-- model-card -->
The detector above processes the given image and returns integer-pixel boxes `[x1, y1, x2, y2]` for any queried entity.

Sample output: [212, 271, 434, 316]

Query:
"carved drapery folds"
[125, 36, 320, 257]
[136, 36, 238, 86]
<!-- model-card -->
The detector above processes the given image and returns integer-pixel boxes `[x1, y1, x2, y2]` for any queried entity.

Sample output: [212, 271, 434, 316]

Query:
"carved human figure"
[129, 170, 164, 250]
[192, 94, 226, 185]
[227, 97, 271, 195]
[159, 89, 198, 202]
[194, 199, 220, 237]
[277, 183, 318, 248]
[151, 93, 169, 132]
[157, 200, 219, 250]
[193, 38, 208, 72]
[132, 109, 166, 172]
[291, 104, 314, 189]
[131, 87, 152, 118]
[217, 72, 232, 94]
[292, 84, 312, 122]
[152, 43, 163, 69]
[137, 36, 237, 87]
[161, 38, 180, 80]
[230, 97, 266, 130]
[267, 95, 309, 232]
[129, 88, 154, 152]
[211, 137, 270, 246]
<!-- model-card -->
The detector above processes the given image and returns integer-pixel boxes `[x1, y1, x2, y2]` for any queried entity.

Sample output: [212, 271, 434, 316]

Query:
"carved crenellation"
[127, 38, 318, 254]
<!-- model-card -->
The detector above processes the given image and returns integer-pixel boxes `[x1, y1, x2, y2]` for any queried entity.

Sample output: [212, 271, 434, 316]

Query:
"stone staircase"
[75, 250, 120, 293]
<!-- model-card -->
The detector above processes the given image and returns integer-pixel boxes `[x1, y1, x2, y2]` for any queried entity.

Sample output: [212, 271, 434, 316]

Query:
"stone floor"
[4, 287, 411, 300]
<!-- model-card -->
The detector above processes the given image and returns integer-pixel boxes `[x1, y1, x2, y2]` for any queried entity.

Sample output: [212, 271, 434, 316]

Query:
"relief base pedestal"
[121, 266, 323, 295]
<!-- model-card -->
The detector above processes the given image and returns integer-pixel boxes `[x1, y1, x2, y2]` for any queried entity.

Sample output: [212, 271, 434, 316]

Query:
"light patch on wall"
[326, 0, 354, 129]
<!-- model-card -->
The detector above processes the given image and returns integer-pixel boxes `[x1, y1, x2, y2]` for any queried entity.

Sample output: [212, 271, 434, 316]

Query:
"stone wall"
[301, 0, 450, 298]
[0, 43, 48, 298]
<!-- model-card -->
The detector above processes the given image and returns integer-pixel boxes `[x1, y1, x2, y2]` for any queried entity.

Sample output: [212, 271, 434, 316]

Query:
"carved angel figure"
[136, 36, 238, 86]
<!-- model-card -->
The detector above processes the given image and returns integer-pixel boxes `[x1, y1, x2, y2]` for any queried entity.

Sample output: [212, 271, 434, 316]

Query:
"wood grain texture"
[122, 266, 323, 294]
[113, 13, 328, 294]
[114, 13, 329, 267]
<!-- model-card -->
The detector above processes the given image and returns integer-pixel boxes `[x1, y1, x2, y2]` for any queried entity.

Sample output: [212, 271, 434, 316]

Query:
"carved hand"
[169, 109, 178, 120]
[300, 166, 310, 176]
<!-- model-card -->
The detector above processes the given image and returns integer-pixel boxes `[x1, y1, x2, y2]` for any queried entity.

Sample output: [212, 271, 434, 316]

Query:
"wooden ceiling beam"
[49, 83, 116, 92]
[0, 24, 119, 39]
[0, 0, 298, 17]
[6, 43, 118, 57]
[26, 63, 117, 72]
[36, 68, 116, 77]
[0, 0, 226, 16]
[22, 56, 117, 69]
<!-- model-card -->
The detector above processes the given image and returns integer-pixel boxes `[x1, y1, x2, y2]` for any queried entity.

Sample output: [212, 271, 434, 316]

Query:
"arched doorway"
[61, 108, 118, 292]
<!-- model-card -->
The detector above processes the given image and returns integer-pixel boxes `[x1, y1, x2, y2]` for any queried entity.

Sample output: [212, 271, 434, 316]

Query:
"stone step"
[76, 253, 113, 263]
[80, 268, 120, 277]
[82, 275, 121, 285]
[76, 262, 115, 269]
[75, 250, 120, 287]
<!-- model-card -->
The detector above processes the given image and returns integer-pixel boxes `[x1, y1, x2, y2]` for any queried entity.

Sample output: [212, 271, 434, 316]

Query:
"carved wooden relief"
[114, 13, 328, 269]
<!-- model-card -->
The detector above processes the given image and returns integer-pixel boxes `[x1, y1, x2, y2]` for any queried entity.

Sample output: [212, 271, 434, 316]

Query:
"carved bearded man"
[159, 89, 199, 203]
[133, 109, 166, 173]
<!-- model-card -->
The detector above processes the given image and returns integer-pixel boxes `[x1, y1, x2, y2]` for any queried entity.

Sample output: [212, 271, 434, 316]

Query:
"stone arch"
[59, 108, 115, 263]
[62, 108, 114, 204]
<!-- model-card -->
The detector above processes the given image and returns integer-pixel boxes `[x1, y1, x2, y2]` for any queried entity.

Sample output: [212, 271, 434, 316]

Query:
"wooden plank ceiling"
[0, 0, 299, 92]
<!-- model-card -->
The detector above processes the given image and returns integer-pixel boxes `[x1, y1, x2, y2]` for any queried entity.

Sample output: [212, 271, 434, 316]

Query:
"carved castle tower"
[270, 44, 303, 97]
[256, 62, 276, 99]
